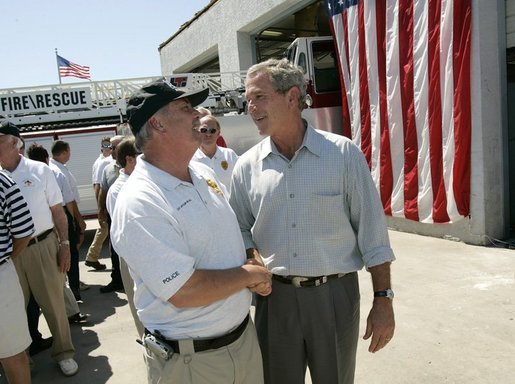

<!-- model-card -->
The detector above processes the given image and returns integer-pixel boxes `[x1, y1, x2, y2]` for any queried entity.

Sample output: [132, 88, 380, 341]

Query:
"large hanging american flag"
[325, 0, 471, 223]
[57, 55, 91, 80]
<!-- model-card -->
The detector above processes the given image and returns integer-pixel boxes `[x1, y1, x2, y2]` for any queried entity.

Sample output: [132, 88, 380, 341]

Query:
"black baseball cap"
[0, 120, 21, 138]
[126, 78, 209, 135]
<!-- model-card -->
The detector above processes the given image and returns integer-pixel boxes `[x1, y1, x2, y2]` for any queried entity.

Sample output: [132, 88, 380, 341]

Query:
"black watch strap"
[374, 288, 394, 299]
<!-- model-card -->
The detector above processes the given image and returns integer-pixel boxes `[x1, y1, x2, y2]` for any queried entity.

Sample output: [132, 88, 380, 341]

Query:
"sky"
[0, 0, 211, 89]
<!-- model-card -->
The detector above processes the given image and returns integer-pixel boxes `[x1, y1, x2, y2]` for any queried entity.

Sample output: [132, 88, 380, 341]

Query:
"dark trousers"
[27, 293, 42, 343]
[65, 208, 80, 295]
[255, 272, 360, 384]
[107, 214, 122, 286]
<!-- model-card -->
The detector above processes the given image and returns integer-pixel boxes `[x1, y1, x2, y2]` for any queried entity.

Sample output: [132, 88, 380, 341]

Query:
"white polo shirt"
[7, 156, 63, 236]
[111, 157, 250, 340]
[106, 169, 128, 217]
[92, 155, 113, 185]
[50, 158, 80, 203]
[48, 163, 75, 206]
[192, 146, 239, 192]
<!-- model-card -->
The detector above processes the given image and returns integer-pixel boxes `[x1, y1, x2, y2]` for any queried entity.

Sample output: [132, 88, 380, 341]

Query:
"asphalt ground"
[1, 224, 514, 383]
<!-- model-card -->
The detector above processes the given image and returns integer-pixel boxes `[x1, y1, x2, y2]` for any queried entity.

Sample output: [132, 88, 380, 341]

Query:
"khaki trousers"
[144, 319, 264, 384]
[119, 258, 144, 337]
[13, 232, 75, 362]
[85, 220, 108, 262]
[64, 280, 79, 317]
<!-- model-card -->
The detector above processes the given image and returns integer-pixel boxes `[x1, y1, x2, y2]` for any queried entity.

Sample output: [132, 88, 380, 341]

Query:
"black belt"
[273, 273, 346, 288]
[149, 314, 249, 354]
[28, 228, 53, 247]
[0, 257, 9, 266]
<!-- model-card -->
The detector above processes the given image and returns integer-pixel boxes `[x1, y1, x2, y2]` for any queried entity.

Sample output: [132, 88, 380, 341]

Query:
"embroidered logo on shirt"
[206, 179, 223, 195]
[23, 179, 33, 187]
[162, 271, 180, 284]
[177, 199, 192, 211]
[221, 160, 228, 170]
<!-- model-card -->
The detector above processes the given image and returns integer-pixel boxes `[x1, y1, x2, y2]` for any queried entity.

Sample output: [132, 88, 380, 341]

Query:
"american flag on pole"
[325, 0, 472, 223]
[57, 55, 91, 80]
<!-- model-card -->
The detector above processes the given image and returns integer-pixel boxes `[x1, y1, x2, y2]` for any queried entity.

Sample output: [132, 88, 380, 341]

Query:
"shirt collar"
[134, 155, 205, 192]
[258, 121, 323, 161]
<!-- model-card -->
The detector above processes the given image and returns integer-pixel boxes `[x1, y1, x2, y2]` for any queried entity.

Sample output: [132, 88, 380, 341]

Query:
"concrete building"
[159, 0, 514, 246]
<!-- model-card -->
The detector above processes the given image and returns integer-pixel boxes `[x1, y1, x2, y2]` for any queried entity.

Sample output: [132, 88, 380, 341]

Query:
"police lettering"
[162, 271, 180, 284]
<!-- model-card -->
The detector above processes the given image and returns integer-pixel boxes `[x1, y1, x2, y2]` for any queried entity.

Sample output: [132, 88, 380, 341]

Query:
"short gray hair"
[246, 58, 307, 110]
[15, 137, 24, 150]
[134, 121, 152, 152]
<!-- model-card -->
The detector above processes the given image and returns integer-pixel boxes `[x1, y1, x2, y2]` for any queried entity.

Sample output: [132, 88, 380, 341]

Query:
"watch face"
[375, 289, 394, 299]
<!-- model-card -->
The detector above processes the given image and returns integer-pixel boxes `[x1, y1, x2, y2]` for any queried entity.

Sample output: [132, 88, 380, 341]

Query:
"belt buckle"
[291, 276, 309, 288]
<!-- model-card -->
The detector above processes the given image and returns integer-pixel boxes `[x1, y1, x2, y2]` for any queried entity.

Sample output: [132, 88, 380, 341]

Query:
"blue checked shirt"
[229, 124, 395, 277]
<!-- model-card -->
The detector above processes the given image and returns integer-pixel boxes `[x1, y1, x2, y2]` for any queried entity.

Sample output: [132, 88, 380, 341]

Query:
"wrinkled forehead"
[245, 72, 275, 97]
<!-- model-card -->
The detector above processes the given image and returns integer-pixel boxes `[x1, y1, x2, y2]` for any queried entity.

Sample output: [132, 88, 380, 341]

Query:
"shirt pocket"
[309, 193, 350, 239]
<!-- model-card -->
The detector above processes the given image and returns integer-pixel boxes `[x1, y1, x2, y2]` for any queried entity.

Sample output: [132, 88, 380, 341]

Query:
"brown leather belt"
[28, 228, 53, 247]
[273, 273, 346, 288]
[148, 314, 249, 354]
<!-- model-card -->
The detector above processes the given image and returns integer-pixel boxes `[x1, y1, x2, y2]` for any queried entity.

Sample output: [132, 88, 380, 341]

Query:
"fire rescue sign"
[0, 88, 92, 115]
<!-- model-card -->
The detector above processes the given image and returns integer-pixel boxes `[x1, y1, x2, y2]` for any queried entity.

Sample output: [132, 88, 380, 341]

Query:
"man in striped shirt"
[0, 169, 35, 383]
[0, 120, 78, 377]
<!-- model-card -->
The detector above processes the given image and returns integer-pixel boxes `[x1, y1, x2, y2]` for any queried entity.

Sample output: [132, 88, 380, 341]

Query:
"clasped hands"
[244, 258, 272, 296]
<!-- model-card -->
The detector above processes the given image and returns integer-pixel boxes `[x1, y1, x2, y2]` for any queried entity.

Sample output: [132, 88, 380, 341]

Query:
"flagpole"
[55, 48, 62, 84]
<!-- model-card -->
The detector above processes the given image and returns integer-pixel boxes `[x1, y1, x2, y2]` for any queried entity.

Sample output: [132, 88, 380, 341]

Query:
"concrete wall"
[507, 0, 515, 48]
[159, 0, 315, 77]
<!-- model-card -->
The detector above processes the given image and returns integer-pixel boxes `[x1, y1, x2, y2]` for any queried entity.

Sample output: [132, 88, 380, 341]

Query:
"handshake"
[243, 258, 272, 297]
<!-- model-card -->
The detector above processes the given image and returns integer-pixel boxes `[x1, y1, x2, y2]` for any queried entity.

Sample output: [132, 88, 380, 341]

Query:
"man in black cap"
[110, 79, 271, 384]
[0, 120, 79, 377]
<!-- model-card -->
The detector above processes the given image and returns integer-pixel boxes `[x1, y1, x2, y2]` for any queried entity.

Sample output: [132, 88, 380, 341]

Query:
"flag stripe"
[347, 6, 362, 145]
[398, 0, 419, 221]
[385, 1, 406, 218]
[330, 17, 352, 138]
[440, 0, 460, 221]
[427, 0, 450, 223]
[414, 0, 436, 223]
[357, 1, 372, 167]
[364, 1, 382, 193]
[375, 0, 393, 214]
[325, 0, 471, 223]
[452, 0, 472, 216]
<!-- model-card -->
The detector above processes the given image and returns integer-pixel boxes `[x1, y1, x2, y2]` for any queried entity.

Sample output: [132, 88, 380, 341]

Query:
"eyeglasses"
[101, 144, 112, 149]
[199, 128, 217, 134]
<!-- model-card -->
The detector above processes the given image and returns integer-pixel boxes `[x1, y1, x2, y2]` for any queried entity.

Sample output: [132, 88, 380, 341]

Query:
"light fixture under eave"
[261, 30, 284, 37]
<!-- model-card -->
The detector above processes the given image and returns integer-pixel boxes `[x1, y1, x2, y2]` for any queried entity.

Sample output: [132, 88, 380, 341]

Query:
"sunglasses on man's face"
[199, 128, 217, 134]
[101, 144, 112, 149]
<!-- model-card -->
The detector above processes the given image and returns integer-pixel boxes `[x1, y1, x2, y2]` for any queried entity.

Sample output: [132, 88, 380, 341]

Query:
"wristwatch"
[59, 240, 70, 247]
[374, 288, 394, 300]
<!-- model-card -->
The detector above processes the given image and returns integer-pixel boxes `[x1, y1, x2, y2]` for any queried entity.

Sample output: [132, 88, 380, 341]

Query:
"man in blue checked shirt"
[0, 169, 35, 384]
[230, 59, 396, 384]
